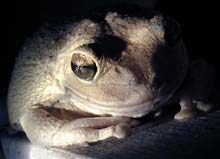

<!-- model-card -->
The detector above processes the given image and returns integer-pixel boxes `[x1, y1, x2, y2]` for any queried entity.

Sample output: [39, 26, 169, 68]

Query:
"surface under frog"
[7, 9, 216, 147]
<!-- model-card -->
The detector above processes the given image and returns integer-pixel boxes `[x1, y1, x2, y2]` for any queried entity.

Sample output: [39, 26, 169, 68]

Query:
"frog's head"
[58, 11, 188, 118]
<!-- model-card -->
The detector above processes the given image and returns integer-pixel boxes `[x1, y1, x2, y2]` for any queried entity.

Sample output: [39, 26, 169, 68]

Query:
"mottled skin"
[7, 11, 213, 147]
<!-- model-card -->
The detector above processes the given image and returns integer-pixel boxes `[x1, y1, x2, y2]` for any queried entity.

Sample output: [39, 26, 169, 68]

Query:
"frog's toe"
[174, 109, 194, 120]
[113, 123, 131, 139]
[196, 101, 213, 112]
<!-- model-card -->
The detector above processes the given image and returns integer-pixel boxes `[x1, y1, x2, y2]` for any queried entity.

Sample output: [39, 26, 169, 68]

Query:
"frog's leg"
[174, 97, 215, 120]
[174, 95, 194, 120]
[20, 106, 136, 147]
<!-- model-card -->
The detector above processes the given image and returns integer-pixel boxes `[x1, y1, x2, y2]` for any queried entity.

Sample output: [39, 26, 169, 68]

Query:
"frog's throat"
[65, 87, 164, 118]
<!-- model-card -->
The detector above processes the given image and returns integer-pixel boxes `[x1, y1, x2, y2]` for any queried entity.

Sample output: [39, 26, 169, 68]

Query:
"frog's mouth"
[65, 87, 172, 118]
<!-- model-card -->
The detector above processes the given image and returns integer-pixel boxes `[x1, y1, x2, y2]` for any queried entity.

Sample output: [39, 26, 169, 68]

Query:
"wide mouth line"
[65, 87, 160, 117]
[65, 87, 154, 108]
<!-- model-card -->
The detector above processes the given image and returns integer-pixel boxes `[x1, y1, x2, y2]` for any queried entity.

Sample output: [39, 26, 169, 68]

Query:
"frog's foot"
[195, 101, 213, 112]
[21, 107, 138, 147]
[174, 96, 195, 120]
[174, 109, 194, 120]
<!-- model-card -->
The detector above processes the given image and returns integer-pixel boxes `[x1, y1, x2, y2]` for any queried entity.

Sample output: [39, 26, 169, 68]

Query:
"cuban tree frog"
[7, 10, 214, 147]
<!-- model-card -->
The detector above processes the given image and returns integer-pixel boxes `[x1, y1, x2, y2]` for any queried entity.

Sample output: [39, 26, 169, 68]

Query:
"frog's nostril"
[88, 36, 127, 61]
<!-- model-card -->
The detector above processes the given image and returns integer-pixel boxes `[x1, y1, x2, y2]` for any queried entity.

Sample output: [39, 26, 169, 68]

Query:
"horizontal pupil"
[71, 62, 97, 80]
[71, 63, 96, 70]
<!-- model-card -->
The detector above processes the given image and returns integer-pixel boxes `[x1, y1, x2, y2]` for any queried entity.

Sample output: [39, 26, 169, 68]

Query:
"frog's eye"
[71, 54, 97, 81]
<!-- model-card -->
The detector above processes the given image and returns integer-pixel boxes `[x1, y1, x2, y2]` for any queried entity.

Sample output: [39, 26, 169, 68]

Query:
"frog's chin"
[66, 87, 167, 118]
[74, 99, 157, 118]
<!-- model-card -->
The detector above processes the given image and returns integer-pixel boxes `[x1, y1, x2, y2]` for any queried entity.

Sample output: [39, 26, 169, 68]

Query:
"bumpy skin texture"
[8, 11, 205, 147]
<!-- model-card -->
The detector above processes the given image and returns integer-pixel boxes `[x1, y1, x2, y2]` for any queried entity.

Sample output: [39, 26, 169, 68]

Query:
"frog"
[7, 9, 215, 147]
